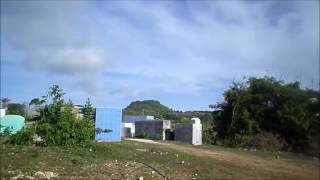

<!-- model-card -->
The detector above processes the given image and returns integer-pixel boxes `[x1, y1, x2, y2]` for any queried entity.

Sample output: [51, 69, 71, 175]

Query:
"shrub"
[6, 85, 96, 147]
[0, 127, 12, 137]
[242, 132, 283, 151]
[9, 127, 36, 145]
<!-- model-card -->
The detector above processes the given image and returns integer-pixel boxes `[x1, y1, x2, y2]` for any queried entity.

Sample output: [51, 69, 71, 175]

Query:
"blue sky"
[1, 1, 319, 111]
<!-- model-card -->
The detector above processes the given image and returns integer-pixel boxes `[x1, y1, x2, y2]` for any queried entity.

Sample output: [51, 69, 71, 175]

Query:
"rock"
[25, 176, 34, 180]
[181, 160, 185, 164]
[115, 160, 118, 163]
[11, 174, 24, 180]
[34, 171, 46, 179]
[34, 171, 58, 179]
[136, 149, 148, 152]
[32, 134, 43, 145]
[151, 170, 155, 174]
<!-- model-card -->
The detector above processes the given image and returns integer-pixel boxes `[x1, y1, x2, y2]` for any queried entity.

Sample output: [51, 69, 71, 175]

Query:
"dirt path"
[127, 138, 319, 180]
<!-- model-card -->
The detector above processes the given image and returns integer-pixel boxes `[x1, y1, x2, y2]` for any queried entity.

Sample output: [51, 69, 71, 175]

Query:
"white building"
[121, 115, 155, 138]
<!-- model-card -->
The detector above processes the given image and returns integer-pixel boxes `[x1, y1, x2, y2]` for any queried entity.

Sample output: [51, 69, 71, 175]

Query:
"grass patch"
[1, 140, 319, 180]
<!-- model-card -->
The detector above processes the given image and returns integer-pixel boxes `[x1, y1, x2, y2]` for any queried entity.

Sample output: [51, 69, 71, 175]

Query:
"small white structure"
[0, 109, 6, 118]
[122, 123, 135, 137]
[73, 105, 84, 119]
[174, 117, 202, 145]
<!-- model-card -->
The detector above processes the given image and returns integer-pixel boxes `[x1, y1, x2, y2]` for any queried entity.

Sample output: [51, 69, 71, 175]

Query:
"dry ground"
[1, 140, 319, 180]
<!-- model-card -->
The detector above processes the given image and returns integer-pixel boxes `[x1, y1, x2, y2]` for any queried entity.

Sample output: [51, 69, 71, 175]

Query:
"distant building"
[121, 115, 155, 138]
[174, 117, 202, 145]
[135, 120, 171, 140]
[122, 122, 135, 138]
[122, 115, 154, 123]
[95, 107, 122, 142]
[26, 108, 40, 119]
[73, 105, 84, 119]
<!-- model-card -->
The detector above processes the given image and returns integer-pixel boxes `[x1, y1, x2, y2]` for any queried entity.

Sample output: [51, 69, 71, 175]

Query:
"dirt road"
[127, 138, 319, 180]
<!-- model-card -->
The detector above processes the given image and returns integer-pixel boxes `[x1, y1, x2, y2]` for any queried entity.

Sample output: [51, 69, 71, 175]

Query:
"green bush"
[0, 127, 12, 137]
[9, 127, 35, 145]
[36, 105, 94, 146]
[241, 132, 283, 151]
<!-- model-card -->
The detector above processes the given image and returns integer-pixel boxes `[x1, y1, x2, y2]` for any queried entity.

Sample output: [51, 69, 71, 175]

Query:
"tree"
[48, 85, 65, 105]
[0, 98, 10, 109]
[29, 98, 46, 107]
[10, 85, 95, 146]
[6, 103, 26, 117]
[210, 76, 320, 154]
[82, 98, 94, 122]
[40, 85, 65, 124]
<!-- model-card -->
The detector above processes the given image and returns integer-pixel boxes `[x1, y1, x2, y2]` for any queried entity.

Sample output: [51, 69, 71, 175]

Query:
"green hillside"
[123, 100, 171, 118]
[123, 100, 213, 124]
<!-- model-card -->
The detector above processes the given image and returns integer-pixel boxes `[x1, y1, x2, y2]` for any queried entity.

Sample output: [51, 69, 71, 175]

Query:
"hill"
[123, 100, 171, 118]
[123, 100, 213, 125]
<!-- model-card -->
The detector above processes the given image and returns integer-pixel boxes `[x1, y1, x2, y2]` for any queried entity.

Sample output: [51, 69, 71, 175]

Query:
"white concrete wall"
[192, 123, 202, 145]
[0, 109, 6, 118]
[122, 123, 135, 137]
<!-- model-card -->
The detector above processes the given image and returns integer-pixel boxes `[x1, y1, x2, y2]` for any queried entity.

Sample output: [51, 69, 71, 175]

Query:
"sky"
[1, 1, 319, 111]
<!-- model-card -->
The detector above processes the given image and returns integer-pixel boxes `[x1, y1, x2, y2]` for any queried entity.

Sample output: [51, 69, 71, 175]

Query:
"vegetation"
[0, 97, 10, 108]
[6, 103, 27, 117]
[209, 76, 319, 155]
[124, 100, 170, 118]
[1, 140, 318, 180]
[82, 98, 94, 122]
[7, 85, 95, 146]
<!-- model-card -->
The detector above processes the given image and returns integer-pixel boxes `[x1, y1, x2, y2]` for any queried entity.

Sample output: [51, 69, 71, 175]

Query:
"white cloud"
[1, 1, 319, 106]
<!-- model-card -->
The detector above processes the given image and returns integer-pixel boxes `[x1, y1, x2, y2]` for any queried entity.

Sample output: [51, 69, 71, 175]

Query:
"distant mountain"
[123, 100, 213, 123]
[123, 100, 171, 118]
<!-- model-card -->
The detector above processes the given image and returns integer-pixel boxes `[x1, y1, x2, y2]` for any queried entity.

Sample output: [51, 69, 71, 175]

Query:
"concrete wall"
[174, 118, 202, 145]
[175, 123, 193, 143]
[135, 120, 171, 140]
[121, 123, 135, 137]
[0, 109, 6, 118]
[192, 123, 202, 145]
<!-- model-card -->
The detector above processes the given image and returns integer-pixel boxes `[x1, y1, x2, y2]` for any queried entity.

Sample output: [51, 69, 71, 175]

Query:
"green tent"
[0, 115, 25, 134]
